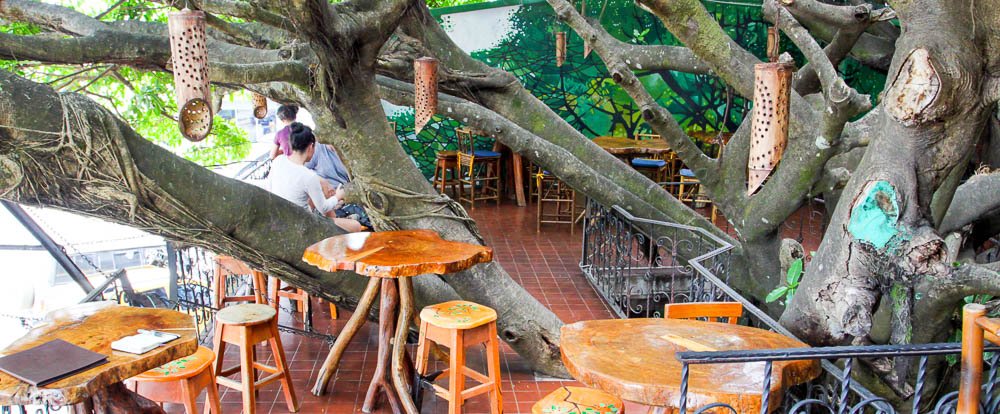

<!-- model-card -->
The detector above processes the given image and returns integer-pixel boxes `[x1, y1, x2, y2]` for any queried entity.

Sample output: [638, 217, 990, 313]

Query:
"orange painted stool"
[269, 277, 338, 328]
[213, 255, 267, 309]
[211, 304, 298, 414]
[414, 300, 502, 414]
[533, 386, 624, 414]
[128, 346, 222, 414]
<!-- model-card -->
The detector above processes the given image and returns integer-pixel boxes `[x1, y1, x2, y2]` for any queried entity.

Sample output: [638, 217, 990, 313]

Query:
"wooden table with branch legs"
[302, 229, 494, 414]
[0, 302, 198, 414]
[560, 318, 820, 414]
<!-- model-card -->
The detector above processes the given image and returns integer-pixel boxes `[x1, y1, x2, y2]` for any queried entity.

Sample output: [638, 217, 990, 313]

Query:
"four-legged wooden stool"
[211, 303, 298, 414]
[213, 255, 267, 309]
[415, 300, 502, 414]
[533, 386, 624, 414]
[127, 346, 222, 414]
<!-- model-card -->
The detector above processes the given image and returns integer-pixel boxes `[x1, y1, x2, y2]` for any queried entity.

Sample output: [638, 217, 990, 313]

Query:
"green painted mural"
[387, 0, 886, 177]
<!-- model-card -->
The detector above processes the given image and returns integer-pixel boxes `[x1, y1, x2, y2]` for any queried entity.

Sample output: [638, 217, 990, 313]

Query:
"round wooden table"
[592, 136, 672, 157]
[302, 229, 493, 414]
[0, 302, 198, 413]
[560, 318, 821, 413]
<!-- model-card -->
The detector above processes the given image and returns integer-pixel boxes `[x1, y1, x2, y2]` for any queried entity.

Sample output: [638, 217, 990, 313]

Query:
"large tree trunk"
[780, 0, 995, 352]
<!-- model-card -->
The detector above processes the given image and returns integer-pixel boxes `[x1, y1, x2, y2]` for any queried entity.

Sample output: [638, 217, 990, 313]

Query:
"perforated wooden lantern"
[555, 32, 567, 67]
[747, 62, 793, 195]
[168, 8, 213, 142]
[414, 57, 438, 135]
[252, 93, 268, 119]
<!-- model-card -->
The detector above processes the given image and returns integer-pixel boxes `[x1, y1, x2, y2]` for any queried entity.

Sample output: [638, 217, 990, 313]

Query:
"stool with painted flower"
[127, 346, 222, 414]
[414, 300, 502, 414]
[456, 127, 502, 208]
[533, 386, 624, 414]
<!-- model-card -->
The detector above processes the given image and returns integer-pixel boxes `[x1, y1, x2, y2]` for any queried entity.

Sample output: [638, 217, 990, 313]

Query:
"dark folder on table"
[0, 339, 108, 386]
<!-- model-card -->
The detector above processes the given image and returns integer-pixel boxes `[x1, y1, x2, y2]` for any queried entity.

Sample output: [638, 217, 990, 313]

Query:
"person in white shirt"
[268, 123, 364, 232]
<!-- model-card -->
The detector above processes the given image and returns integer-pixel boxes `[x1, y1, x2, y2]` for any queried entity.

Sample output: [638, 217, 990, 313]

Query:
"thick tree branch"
[778, 0, 897, 71]
[585, 21, 709, 75]
[633, 0, 761, 98]
[939, 172, 1000, 234]
[768, 3, 872, 125]
[548, 0, 716, 178]
[0, 31, 311, 88]
[0, 0, 107, 36]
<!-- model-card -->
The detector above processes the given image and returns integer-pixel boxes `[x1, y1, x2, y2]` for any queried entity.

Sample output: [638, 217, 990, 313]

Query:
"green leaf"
[766, 286, 789, 303]
[786, 258, 803, 285]
[785, 288, 796, 302]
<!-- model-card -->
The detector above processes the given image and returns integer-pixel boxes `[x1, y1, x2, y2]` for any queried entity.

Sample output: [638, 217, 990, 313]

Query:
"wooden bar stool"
[536, 171, 576, 234]
[433, 150, 461, 197]
[127, 346, 222, 414]
[533, 386, 624, 414]
[213, 255, 267, 309]
[268, 277, 339, 327]
[456, 127, 501, 208]
[211, 303, 298, 414]
[414, 300, 502, 414]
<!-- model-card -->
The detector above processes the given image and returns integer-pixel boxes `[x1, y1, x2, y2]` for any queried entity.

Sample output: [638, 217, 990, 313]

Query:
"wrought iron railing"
[580, 199, 734, 318]
[676, 343, 1000, 413]
[171, 245, 337, 345]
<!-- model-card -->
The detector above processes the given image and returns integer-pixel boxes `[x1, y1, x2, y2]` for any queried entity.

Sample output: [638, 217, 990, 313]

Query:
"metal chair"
[664, 302, 743, 324]
[958, 303, 1000, 413]
[456, 127, 501, 208]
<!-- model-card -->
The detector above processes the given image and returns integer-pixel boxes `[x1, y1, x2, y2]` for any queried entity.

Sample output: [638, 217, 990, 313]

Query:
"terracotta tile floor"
[166, 199, 823, 413]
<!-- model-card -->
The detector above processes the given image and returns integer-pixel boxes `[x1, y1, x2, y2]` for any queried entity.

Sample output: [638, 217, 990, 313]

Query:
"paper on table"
[111, 331, 179, 355]
[661, 333, 717, 352]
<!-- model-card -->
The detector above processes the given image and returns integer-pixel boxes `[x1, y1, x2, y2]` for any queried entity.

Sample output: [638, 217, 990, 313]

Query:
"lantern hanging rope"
[555, 32, 567, 67]
[168, 8, 213, 142]
[252, 93, 268, 119]
[413, 57, 438, 135]
[747, 62, 793, 195]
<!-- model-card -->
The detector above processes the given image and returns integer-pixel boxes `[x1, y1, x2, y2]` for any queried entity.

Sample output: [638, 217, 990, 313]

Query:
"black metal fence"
[580, 199, 734, 318]
[580, 200, 988, 413]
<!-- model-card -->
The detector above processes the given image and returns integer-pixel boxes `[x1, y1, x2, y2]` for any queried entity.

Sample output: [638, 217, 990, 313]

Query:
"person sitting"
[268, 123, 364, 233]
[305, 141, 373, 229]
[268, 104, 298, 160]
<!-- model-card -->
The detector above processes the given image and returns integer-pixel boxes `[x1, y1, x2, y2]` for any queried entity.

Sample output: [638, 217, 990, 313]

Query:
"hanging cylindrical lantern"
[747, 62, 793, 195]
[555, 32, 567, 67]
[766, 27, 780, 63]
[168, 8, 213, 142]
[413, 57, 438, 135]
[252, 93, 268, 119]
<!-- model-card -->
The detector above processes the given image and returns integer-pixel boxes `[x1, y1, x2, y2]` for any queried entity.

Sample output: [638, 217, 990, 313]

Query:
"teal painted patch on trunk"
[847, 181, 904, 250]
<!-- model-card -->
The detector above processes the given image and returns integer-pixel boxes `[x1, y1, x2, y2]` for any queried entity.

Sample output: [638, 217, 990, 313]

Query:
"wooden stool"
[533, 386, 624, 414]
[536, 172, 576, 234]
[433, 150, 461, 197]
[213, 255, 267, 309]
[211, 304, 298, 414]
[268, 278, 338, 327]
[456, 128, 502, 209]
[128, 346, 222, 414]
[415, 300, 502, 414]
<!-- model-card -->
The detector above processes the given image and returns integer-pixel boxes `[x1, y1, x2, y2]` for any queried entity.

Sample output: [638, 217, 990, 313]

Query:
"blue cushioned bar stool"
[630, 133, 673, 186]
[456, 127, 502, 208]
